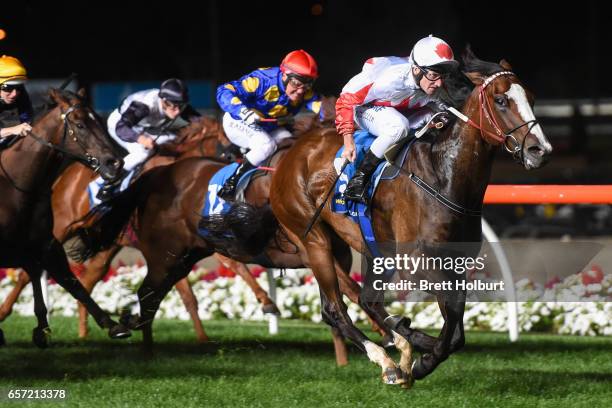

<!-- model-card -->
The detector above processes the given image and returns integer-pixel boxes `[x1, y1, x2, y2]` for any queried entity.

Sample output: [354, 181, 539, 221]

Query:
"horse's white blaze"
[364, 340, 394, 368]
[505, 84, 552, 151]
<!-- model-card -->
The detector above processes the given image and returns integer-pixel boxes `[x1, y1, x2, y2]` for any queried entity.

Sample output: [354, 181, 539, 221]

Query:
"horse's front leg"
[42, 239, 131, 340]
[411, 292, 466, 380]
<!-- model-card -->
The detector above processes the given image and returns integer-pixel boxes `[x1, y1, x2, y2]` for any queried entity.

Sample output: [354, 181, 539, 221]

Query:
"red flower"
[581, 264, 604, 285]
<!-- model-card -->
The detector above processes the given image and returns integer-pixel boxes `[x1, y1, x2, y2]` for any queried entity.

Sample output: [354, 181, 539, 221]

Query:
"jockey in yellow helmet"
[0, 55, 33, 139]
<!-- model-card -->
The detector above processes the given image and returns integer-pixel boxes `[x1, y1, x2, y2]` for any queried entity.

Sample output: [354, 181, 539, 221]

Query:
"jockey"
[336, 35, 458, 203]
[0, 55, 33, 139]
[96, 78, 200, 201]
[216, 49, 322, 199]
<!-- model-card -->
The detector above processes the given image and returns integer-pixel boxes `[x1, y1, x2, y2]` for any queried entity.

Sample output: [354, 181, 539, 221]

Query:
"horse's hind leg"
[303, 230, 404, 385]
[174, 277, 208, 343]
[76, 247, 120, 339]
[131, 249, 210, 351]
[42, 239, 130, 339]
[0, 269, 31, 322]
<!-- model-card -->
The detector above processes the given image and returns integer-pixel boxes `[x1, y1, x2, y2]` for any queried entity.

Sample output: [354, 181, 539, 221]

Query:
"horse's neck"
[1, 111, 64, 196]
[430, 101, 496, 209]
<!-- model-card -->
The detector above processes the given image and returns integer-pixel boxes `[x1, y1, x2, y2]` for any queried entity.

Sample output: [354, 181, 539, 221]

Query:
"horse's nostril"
[527, 145, 545, 157]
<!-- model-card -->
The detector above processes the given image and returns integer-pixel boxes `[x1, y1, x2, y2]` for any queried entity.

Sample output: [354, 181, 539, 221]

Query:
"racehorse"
[0, 88, 130, 346]
[0, 116, 236, 342]
[0, 106, 340, 343]
[66, 143, 376, 361]
[267, 48, 553, 385]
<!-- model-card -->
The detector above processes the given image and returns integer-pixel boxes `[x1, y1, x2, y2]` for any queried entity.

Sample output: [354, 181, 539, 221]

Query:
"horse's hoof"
[399, 370, 415, 389]
[32, 327, 51, 349]
[0, 328, 6, 346]
[262, 303, 281, 315]
[411, 357, 429, 380]
[381, 333, 395, 348]
[382, 367, 407, 385]
[108, 323, 131, 339]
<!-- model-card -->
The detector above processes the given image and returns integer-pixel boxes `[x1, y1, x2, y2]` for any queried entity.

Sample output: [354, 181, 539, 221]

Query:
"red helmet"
[280, 50, 319, 79]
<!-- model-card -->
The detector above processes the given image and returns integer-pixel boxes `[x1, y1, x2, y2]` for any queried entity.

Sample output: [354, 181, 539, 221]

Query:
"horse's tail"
[64, 168, 161, 262]
[198, 201, 278, 258]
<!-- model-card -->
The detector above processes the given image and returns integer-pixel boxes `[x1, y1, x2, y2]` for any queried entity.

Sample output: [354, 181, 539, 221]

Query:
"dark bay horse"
[268, 50, 552, 385]
[0, 89, 131, 346]
[0, 116, 235, 342]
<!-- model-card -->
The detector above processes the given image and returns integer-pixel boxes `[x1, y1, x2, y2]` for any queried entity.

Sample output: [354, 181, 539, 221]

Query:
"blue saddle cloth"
[331, 130, 413, 220]
[198, 162, 258, 237]
[330, 130, 414, 265]
[87, 168, 137, 208]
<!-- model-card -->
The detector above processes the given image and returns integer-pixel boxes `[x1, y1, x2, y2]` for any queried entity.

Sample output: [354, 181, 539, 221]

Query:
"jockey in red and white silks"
[335, 35, 459, 203]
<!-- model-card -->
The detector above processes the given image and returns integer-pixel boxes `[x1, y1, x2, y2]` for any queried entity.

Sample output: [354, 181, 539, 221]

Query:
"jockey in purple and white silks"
[95, 78, 200, 201]
[335, 35, 459, 203]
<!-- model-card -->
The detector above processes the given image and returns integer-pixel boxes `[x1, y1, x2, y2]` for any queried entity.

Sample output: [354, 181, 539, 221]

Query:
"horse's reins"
[396, 70, 540, 216]
[0, 104, 104, 194]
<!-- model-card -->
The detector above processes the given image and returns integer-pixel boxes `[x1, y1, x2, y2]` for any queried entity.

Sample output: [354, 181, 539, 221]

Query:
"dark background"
[2, 0, 610, 99]
[2, 1, 612, 235]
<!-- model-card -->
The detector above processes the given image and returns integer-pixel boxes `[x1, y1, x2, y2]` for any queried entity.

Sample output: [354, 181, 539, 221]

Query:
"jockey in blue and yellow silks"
[216, 49, 322, 199]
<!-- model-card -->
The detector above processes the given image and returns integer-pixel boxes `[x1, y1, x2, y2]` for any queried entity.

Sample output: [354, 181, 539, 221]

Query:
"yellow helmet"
[0, 55, 27, 86]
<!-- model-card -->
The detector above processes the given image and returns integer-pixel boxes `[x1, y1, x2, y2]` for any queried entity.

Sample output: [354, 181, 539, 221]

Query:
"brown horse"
[0, 116, 239, 342]
[0, 88, 130, 346]
[66, 146, 372, 360]
[268, 49, 553, 385]
[0, 107, 339, 342]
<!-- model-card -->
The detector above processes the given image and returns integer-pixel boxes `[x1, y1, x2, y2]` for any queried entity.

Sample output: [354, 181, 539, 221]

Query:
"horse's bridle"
[0, 103, 108, 194]
[404, 71, 540, 217]
[460, 71, 540, 163]
[27, 104, 104, 171]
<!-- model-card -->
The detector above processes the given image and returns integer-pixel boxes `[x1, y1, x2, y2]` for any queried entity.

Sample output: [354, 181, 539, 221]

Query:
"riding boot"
[344, 150, 384, 204]
[96, 171, 128, 202]
[217, 160, 256, 200]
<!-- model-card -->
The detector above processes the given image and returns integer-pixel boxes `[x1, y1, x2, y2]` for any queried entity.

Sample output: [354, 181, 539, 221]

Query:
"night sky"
[2, 0, 610, 100]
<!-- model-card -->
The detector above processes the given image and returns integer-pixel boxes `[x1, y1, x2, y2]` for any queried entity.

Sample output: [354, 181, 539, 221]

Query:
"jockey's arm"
[115, 101, 150, 143]
[216, 72, 262, 120]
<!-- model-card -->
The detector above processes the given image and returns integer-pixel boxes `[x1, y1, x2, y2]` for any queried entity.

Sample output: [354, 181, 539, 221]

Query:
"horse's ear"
[77, 87, 87, 98]
[464, 71, 484, 85]
[48, 88, 68, 106]
[499, 59, 513, 71]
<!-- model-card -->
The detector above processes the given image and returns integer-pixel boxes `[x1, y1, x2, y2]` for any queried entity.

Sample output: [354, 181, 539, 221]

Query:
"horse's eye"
[495, 96, 508, 107]
[77, 123, 85, 129]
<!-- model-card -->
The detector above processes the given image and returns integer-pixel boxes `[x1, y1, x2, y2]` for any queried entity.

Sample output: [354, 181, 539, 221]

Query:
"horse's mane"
[438, 45, 505, 109]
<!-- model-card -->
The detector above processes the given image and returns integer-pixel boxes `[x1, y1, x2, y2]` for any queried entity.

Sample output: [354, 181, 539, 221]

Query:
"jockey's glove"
[239, 107, 262, 126]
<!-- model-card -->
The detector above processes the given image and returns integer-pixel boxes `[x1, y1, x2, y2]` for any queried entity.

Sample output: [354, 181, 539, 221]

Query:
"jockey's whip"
[303, 159, 349, 238]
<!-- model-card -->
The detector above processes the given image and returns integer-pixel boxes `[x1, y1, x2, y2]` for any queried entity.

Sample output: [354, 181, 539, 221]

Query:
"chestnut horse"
[268, 49, 552, 385]
[0, 89, 130, 347]
[67, 148, 372, 360]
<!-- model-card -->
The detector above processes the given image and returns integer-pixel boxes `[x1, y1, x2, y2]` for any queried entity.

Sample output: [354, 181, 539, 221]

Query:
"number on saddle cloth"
[202, 162, 259, 217]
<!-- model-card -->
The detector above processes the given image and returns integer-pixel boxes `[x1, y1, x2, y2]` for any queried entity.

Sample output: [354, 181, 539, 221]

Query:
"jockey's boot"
[96, 171, 127, 202]
[218, 160, 256, 200]
[344, 150, 384, 204]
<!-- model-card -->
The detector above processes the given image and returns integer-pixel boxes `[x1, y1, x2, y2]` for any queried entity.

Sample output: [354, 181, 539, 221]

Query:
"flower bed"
[1, 265, 610, 336]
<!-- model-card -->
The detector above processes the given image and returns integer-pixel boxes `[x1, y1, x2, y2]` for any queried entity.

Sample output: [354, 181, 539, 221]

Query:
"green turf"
[0, 316, 610, 408]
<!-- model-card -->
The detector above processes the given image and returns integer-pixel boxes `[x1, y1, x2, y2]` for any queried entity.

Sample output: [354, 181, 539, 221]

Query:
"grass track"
[0, 316, 610, 407]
